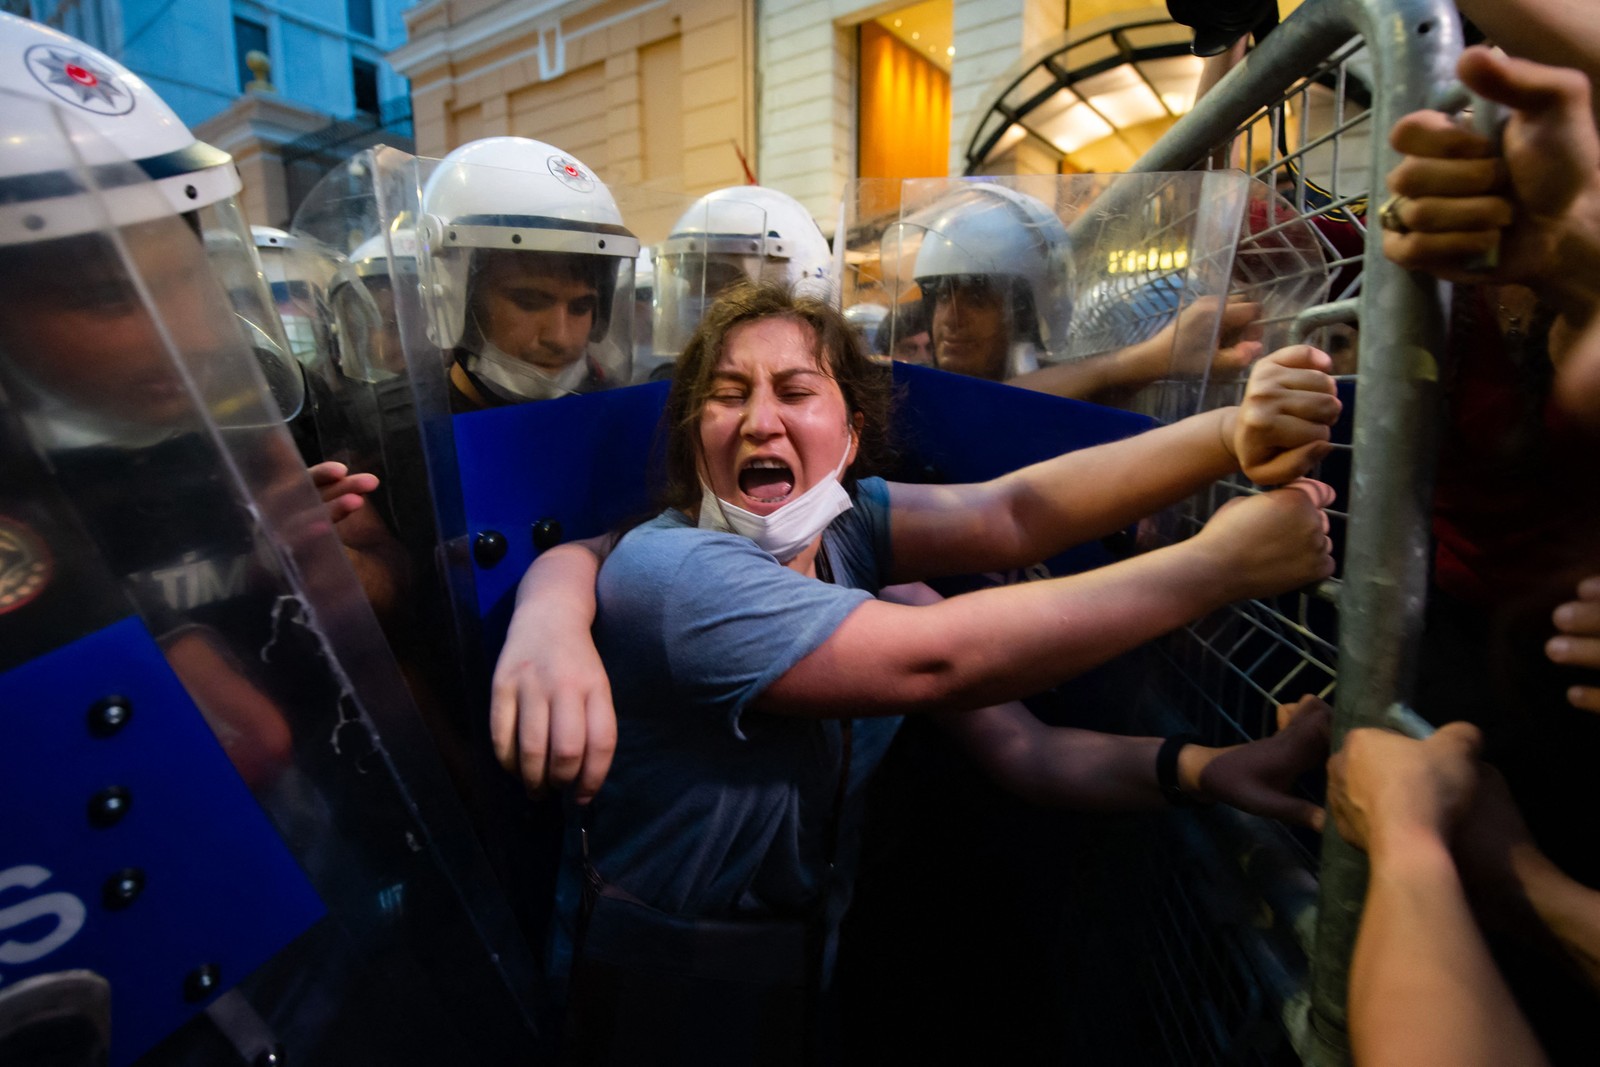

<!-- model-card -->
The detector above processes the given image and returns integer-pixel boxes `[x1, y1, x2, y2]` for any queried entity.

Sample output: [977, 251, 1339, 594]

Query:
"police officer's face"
[0, 219, 225, 425]
[474, 252, 597, 372]
[892, 330, 933, 366]
[931, 279, 1010, 380]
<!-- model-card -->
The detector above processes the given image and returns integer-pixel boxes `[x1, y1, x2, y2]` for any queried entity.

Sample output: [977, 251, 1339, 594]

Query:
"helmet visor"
[0, 94, 307, 444]
[198, 198, 307, 423]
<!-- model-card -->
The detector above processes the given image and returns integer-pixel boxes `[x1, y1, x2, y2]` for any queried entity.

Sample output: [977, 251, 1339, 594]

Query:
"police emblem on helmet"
[547, 155, 595, 192]
[24, 44, 134, 115]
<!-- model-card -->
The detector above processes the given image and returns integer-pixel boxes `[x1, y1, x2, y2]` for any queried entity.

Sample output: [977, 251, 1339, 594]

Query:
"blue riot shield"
[450, 363, 1155, 658]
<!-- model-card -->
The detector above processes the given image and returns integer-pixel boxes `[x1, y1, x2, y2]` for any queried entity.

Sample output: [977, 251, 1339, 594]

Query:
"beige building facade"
[386, 0, 1259, 234]
[391, 0, 757, 240]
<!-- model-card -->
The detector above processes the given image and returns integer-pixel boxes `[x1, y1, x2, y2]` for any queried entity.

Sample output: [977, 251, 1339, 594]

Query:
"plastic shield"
[289, 147, 431, 545]
[377, 151, 691, 694]
[843, 172, 1330, 419]
[0, 95, 542, 1063]
[306, 151, 645, 1016]
[195, 200, 308, 429]
[652, 199, 776, 358]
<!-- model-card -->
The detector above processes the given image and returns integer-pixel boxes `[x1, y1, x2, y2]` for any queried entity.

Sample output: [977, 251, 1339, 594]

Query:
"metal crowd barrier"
[1084, 1, 1464, 1062]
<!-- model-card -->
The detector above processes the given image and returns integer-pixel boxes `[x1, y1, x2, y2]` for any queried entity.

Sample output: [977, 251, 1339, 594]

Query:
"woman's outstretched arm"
[884, 345, 1340, 583]
[758, 478, 1334, 717]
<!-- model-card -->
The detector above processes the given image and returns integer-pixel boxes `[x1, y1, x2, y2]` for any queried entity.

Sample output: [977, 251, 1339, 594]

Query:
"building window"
[347, 0, 374, 39]
[234, 17, 269, 92]
[857, 2, 952, 215]
[352, 58, 380, 116]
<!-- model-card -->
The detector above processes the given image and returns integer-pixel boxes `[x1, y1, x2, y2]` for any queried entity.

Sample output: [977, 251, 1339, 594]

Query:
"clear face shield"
[451, 247, 636, 402]
[257, 231, 341, 372]
[414, 155, 640, 406]
[652, 200, 786, 358]
[0, 95, 303, 444]
[196, 201, 307, 425]
[879, 221, 1030, 382]
[330, 263, 412, 383]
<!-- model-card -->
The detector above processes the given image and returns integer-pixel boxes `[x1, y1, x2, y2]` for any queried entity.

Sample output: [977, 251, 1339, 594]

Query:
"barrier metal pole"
[1122, 2, 1463, 1062]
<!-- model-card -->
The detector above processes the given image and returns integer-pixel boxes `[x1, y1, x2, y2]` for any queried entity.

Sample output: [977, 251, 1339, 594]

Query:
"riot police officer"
[418, 137, 641, 410]
[898, 183, 1075, 381]
[650, 184, 834, 375]
[0, 16, 547, 1061]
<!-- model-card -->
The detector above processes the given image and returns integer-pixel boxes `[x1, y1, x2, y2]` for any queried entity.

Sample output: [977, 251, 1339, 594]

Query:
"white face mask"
[464, 341, 588, 402]
[698, 431, 855, 563]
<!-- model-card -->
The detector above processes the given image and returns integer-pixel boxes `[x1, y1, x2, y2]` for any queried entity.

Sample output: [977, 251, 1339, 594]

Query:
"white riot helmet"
[419, 136, 639, 401]
[253, 225, 334, 367]
[0, 13, 305, 425]
[894, 184, 1074, 377]
[843, 303, 890, 355]
[328, 228, 418, 382]
[653, 185, 831, 357]
[0, 12, 239, 240]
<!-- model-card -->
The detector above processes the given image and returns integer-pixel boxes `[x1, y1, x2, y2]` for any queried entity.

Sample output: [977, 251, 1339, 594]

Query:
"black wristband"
[1157, 733, 1204, 806]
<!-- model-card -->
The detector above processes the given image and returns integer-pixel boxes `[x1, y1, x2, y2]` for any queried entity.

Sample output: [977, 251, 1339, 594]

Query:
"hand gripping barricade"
[1098, 2, 1464, 1063]
[832, 170, 1331, 1064]
[0, 35, 547, 1067]
[650, 184, 834, 373]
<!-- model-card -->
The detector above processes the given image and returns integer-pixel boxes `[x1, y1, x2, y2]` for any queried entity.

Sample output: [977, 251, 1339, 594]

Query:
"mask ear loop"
[691, 432, 737, 531]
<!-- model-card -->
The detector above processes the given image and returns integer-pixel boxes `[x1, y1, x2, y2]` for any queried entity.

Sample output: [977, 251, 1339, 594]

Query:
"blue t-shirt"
[584, 477, 902, 920]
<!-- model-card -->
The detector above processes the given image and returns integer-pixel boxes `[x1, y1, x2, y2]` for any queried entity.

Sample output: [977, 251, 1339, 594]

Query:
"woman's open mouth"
[739, 458, 794, 504]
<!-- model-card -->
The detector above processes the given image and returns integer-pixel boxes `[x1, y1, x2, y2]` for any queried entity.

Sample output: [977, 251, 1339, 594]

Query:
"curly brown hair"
[656, 281, 895, 514]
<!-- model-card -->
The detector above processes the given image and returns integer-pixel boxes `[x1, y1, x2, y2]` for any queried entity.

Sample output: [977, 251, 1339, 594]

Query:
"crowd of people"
[5, 0, 1600, 1062]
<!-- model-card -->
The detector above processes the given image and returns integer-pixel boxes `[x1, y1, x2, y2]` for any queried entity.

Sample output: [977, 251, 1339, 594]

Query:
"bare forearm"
[1351, 835, 1548, 1067]
[510, 539, 604, 627]
[514, 538, 606, 608]
[1508, 846, 1600, 993]
[941, 706, 1167, 807]
[1006, 345, 1152, 405]
[768, 538, 1230, 716]
[1002, 406, 1236, 558]
[889, 407, 1237, 580]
